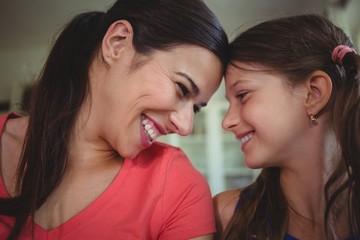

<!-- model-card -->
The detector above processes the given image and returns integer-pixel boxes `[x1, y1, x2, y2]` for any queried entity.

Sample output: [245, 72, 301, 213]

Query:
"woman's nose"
[170, 103, 194, 136]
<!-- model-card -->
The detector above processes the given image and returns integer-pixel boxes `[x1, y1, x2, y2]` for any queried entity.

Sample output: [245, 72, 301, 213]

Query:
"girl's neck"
[280, 127, 339, 219]
[281, 166, 325, 220]
[279, 129, 347, 239]
[280, 167, 326, 239]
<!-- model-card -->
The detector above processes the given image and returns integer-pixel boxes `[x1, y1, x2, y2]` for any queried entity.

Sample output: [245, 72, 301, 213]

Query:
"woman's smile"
[140, 114, 165, 147]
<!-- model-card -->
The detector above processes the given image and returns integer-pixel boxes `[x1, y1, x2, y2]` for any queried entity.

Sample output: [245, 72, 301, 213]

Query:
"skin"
[214, 62, 347, 239]
[83, 20, 222, 160]
[222, 63, 314, 169]
[0, 20, 222, 240]
[213, 188, 240, 239]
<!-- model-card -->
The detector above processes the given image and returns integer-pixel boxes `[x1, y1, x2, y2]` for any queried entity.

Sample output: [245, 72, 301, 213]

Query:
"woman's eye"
[176, 82, 190, 96]
[193, 105, 200, 114]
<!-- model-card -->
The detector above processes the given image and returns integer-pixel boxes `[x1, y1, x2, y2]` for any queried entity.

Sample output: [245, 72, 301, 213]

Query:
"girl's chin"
[244, 158, 263, 169]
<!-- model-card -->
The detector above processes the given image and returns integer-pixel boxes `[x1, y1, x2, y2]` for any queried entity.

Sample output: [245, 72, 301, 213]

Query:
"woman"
[214, 14, 359, 239]
[0, 0, 229, 239]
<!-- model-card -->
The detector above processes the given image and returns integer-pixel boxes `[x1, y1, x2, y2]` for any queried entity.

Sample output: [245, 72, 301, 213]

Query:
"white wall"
[328, 0, 360, 49]
[0, 46, 47, 111]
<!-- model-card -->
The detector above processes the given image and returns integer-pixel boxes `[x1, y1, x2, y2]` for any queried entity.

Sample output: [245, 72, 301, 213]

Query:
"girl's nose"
[222, 105, 238, 131]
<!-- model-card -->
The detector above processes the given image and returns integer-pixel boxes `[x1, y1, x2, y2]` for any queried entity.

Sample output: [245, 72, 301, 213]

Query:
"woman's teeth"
[142, 119, 158, 141]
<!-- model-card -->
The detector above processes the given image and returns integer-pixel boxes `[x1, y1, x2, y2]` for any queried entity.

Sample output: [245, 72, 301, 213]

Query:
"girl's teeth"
[240, 132, 253, 144]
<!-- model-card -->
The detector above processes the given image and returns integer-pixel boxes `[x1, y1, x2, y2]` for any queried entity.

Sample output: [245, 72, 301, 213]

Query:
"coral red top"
[0, 113, 215, 239]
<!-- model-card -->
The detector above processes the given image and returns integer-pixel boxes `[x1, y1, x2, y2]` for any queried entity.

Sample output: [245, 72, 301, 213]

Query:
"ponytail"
[325, 51, 360, 236]
[0, 11, 105, 239]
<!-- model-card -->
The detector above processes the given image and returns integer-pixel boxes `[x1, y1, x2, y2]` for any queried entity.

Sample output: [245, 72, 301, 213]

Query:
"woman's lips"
[140, 114, 164, 147]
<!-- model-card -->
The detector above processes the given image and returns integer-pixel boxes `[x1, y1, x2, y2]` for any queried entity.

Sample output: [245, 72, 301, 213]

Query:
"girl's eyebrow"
[175, 71, 200, 95]
[229, 79, 251, 91]
[225, 79, 250, 101]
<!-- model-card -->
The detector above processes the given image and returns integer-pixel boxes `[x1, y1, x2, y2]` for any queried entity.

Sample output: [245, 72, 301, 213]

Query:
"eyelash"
[193, 105, 200, 114]
[176, 82, 200, 113]
[236, 91, 248, 102]
[176, 82, 190, 96]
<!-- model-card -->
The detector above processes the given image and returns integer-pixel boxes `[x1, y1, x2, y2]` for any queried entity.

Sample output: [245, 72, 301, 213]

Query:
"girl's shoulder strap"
[235, 188, 252, 211]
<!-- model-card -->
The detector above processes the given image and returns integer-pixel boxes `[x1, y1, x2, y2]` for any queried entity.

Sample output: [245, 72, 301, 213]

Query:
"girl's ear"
[304, 70, 332, 115]
[101, 20, 134, 64]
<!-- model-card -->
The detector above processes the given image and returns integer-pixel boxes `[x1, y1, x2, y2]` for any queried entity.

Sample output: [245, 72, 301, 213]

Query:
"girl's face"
[93, 45, 222, 159]
[222, 62, 310, 168]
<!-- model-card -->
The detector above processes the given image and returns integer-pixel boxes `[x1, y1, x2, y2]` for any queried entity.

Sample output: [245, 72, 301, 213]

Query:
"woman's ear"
[304, 70, 332, 116]
[102, 20, 134, 64]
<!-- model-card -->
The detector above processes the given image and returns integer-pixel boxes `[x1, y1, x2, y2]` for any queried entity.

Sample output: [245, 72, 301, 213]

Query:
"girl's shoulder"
[213, 188, 241, 212]
[213, 188, 242, 235]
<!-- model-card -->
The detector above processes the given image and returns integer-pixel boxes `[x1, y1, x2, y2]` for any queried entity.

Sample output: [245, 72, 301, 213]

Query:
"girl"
[215, 14, 359, 240]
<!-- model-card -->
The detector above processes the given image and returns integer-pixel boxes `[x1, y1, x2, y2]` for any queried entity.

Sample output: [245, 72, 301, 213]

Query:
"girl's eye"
[176, 82, 190, 97]
[236, 91, 248, 102]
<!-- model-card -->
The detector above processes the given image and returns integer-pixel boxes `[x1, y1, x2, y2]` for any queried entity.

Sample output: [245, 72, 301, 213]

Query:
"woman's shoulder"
[1, 114, 27, 149]
[134, 142, 203, 182]
[148, 141, 181, 153]
[1, 113, 27, 136]
[0, 113, 28, 197]
[213, 188, 242, 235]
[137, 141, 193, 168]
[149, 142, 205, 180]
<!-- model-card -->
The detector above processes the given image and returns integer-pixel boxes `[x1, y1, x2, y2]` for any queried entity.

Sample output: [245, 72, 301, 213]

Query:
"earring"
[309, 111, 317, 125]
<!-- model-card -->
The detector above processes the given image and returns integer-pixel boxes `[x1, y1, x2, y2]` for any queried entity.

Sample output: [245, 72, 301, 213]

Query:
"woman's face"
[94, 45, 223, 159]
[222, 62, 309, 169]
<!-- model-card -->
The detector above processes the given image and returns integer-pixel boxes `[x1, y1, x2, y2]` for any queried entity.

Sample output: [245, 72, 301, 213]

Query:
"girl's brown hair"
[224, 14, 359, 239]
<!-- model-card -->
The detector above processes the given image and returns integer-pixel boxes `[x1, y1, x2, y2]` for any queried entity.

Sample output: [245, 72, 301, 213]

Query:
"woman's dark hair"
[223, 14, 359, 239]
[0, 0, 228, 238]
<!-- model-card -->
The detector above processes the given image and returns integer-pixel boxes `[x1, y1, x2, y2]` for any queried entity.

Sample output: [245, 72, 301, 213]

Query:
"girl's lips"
[235, 130, 255, 153]
[236, 131, 255, 144]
